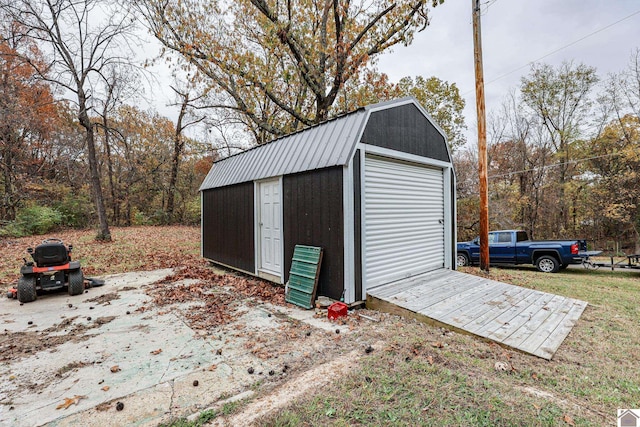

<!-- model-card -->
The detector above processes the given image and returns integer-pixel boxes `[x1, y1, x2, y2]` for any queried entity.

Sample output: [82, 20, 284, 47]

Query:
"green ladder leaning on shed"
[285, 245, 323, 309]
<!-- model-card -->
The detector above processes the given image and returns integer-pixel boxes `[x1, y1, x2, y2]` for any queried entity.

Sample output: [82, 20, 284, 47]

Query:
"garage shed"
[200, 97, 456, 304]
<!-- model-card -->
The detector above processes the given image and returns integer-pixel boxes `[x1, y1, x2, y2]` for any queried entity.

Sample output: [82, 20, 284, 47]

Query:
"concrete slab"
[0, 269, 353, 427]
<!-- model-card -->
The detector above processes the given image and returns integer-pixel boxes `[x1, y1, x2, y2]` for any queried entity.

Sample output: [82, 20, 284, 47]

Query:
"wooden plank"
[415, 280, 499, 317]
[378, 271, 481, 306]
[368, 270, 587, 360]
[531, 300, 587, 359]
[479, 290, 548, 341]
[501, 294, 567, 348]
[371, 269, 482, 299]
[519, 299, 587, 359]
[465, 288, 539, 336]
[397, 279, 485, 313]
[438, 282, 518, 326]
[446, 282, 520, 322]
[369, 270, 446, 298]
[462, 286, 533, 332]
[403, 275, 488, 310]
[485, 292, 556, 342]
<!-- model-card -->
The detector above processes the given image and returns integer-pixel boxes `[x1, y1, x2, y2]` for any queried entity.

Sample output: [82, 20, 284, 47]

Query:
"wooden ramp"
[366, 269, 587, 359]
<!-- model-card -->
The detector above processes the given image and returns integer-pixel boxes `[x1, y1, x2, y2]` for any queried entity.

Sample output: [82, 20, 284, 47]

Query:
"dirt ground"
[0, 266, 390, 427]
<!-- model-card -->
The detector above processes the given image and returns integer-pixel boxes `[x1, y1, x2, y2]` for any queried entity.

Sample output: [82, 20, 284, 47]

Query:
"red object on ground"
[327, 302, 348, 320]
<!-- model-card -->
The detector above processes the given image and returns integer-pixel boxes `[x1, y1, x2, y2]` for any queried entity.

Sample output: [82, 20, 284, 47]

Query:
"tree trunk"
[1, 140, 16, 221]
[166, 146, 181, 224]
[166, 95, 189, 224]
[79, 96, 111, 241]
[102, 120, 118, 225]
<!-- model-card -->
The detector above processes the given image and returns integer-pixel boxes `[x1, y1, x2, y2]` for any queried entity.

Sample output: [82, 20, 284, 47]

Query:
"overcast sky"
[376, 0, 640, 145]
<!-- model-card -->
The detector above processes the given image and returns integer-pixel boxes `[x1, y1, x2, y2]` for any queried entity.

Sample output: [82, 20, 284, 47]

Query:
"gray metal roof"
[199, 109, 368, 190]
[199, 97, 447, 191]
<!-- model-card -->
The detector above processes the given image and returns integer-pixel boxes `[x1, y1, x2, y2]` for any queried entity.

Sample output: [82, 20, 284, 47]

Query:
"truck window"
[498, 232, 511, 243]
[488, 233, 497, 244]
[516, 231, 528, 242]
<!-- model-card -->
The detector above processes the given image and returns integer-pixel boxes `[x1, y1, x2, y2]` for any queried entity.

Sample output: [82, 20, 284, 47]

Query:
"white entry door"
[258, 179, 282, 277]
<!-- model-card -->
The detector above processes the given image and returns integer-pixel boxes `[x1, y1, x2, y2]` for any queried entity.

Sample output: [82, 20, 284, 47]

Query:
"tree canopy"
[137, 0, 445, 143]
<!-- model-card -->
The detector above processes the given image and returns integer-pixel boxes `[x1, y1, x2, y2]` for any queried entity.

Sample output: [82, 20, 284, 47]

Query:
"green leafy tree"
[396, 75, 466, 150]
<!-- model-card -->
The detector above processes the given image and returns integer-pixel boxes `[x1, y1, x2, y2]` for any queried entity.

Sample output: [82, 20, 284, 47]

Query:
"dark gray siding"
[202, 182, 255, 273]
[283, 167, 344, 300]
[360, 103, 450, 163]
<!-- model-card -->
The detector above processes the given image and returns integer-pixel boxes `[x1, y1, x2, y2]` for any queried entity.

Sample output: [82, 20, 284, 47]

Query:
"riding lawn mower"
[6, 238, 104, 303]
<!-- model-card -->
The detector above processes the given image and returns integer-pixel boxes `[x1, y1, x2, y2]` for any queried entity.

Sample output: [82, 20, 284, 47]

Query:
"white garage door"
[364, 155, 445, 289]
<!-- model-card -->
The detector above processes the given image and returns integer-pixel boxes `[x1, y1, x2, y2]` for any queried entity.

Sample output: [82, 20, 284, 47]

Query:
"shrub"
[0, 205, 63, 237]
[17, 205, 63, 235]
[183, 197, 201, 225]
[54, 192, 93, 228]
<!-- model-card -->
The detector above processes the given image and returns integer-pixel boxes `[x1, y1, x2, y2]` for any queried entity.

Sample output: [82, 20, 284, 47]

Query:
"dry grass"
[0, 226, 202, 286]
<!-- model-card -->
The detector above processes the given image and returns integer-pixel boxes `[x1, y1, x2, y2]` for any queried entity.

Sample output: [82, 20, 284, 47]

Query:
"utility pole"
[472, 0, 490, 272]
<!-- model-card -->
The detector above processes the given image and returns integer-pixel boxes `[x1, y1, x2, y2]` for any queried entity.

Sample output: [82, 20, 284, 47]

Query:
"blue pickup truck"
[456, 230, 589, 273]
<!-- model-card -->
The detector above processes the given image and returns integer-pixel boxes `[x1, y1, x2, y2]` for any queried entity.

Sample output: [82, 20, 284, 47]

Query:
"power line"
[481, 0, 500, 14]
[463, 8, 640, 96]
[487, 152, 624, 179]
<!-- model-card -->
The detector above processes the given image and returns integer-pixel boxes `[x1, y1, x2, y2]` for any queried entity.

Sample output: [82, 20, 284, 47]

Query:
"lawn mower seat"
[32, 242, 69, 267]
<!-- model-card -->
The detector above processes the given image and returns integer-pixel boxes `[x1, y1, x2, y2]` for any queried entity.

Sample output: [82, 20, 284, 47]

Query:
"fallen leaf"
[101, 386, 110, 391]
[531, 372, 539, 380]
[563, 414, 575, 426]
[110, 365, 121, 373]
[431, 342, 444, 348]
[208, 364, 217, 371]
[427, 355, 434, 365]
[56, 395, 87, 410]
[150, 349, 162, 355]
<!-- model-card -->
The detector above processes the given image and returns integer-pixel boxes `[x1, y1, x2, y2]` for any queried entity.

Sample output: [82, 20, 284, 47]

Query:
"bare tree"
[0, 0, 138, 240]
[166, 84, 205, 223]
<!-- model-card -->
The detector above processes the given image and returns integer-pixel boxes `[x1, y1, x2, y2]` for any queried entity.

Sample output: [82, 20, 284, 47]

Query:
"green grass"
[260, 266, 640, 426]
[159, 398, 244, 427]
[159, 409, 218, 427]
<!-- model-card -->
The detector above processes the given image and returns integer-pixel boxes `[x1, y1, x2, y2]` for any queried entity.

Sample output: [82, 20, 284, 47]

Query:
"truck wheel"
[68, 270, 84, 296]
[535, 256, 560, 273]
[17, 276, 37, 303]
[456, 252, 470, 267]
